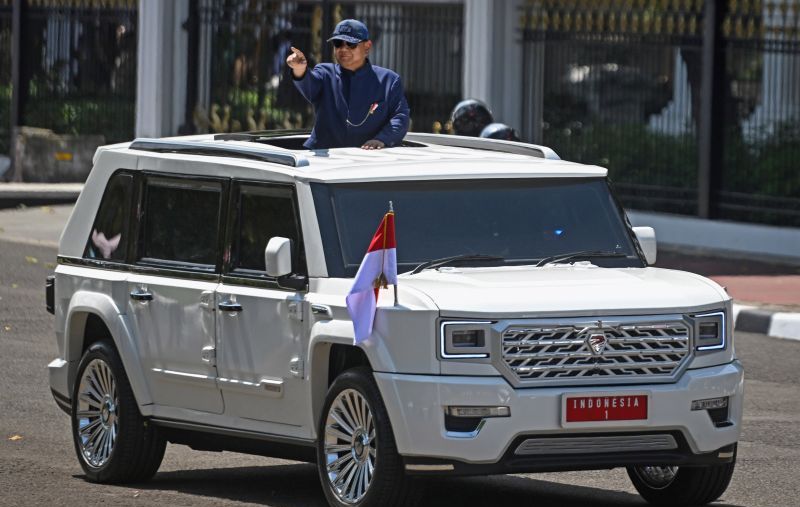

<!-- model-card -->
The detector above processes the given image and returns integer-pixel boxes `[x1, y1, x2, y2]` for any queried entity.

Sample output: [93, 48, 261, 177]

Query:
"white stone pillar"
[463, 0, 493, 104]
[463, 0, 525, 132]
[136, 0, 189, 138]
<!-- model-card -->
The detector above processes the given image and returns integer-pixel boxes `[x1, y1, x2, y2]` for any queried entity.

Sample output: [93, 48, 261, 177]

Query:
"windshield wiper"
[410, 254, 505, 275]
[535, 249, 626, 267]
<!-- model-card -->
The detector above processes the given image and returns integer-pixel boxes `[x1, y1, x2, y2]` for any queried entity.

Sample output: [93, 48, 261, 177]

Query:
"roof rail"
[404, 133, 560, 160]
[128, 138, 309, 168]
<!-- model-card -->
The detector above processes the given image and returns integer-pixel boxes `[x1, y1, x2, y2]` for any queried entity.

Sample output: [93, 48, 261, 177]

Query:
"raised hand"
[286, 46, 308, 78]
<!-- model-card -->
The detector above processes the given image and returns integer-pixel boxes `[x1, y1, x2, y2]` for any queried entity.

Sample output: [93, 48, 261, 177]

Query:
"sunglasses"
[332, 40, 359, 49]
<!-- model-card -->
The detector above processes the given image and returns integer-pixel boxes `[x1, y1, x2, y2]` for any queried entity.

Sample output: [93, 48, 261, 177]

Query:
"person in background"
[449, 98, 494, 137]
[286, 19, 410, 150]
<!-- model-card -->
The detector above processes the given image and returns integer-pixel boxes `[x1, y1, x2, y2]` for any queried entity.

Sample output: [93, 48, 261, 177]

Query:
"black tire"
[71, 340, 166, 483]
[316, 367, 420, 507]
[627, 450, 736, 506]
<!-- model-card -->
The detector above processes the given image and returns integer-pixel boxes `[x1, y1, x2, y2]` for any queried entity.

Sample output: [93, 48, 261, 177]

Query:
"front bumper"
[374, 360, 743, 467]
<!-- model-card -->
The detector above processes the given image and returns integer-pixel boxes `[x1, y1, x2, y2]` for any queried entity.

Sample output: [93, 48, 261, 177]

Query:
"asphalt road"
[1, 238, 799, 507]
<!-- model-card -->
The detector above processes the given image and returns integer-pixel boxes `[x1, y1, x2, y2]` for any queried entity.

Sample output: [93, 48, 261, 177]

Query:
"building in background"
[2, 0, 799, 228]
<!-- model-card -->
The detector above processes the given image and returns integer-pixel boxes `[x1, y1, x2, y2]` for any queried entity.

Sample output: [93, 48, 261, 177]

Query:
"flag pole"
[389, 200, 398, 306]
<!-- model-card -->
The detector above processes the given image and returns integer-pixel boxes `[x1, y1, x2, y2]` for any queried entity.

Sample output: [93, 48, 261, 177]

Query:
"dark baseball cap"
[327, 19, 369, 44]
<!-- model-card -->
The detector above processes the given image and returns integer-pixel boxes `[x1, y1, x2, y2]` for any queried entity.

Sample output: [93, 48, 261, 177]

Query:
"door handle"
[219, 301, 243, 312]
[130, 289, 153, 301]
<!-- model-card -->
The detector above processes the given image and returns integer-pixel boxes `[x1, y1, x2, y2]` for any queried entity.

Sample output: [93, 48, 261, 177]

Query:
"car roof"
[96, 132, 608, 184]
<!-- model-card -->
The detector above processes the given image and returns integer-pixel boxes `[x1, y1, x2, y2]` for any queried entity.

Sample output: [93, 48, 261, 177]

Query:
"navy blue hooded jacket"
[293, 60, 410, 149]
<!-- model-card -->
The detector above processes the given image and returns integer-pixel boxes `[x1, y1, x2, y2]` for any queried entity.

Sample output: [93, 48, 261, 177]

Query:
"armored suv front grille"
[501, 321, 690, 384]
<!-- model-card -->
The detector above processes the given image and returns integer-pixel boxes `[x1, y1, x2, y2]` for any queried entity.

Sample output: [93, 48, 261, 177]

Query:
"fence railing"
[521, 0, 800, 227]
[187, 0, 463, 137]
[3, 0, 137, 159]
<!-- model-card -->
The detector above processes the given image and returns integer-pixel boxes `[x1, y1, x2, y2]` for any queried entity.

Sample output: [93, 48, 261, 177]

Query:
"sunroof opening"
[214, 132, 428, 150]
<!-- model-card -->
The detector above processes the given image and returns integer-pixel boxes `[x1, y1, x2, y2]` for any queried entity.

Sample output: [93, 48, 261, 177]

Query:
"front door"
[127, 175, 227, 414]
[215, 182, 309, 432]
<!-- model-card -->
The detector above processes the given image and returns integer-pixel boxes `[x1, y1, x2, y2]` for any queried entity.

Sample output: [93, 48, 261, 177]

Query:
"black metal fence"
[3, 0, 137, 158]
[521, 0, 800, 227]
[188, 0, 463, 136]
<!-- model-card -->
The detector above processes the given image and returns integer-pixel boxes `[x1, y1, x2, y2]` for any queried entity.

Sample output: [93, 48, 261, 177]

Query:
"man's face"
[334, 40, 372, 71]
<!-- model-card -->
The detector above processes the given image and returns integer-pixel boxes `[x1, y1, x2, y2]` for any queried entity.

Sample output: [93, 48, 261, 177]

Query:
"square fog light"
[446, 406, 510, 418]
[691, 397, 728, 411]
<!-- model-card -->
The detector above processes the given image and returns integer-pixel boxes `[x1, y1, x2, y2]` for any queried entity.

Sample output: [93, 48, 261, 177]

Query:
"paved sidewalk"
[1, 200, 798, 341]
[0, 204, 72, 247]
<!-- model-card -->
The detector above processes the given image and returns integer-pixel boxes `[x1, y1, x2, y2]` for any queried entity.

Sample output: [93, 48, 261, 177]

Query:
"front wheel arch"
[317, 367, 419, 507]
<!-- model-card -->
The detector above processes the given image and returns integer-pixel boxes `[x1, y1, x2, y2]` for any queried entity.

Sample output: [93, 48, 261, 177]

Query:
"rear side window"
[231, 184, 305, 275]
[140, 177, 223, 267]
[85, 172, 133, 261]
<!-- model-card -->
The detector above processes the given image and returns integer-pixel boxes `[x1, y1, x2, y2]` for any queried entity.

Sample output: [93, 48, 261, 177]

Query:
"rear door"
[126, 174, 227, 414]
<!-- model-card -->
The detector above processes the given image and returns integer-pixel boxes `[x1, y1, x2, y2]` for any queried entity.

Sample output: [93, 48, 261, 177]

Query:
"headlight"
[693, 311, 726, 351]
[440, 321, 492, 358]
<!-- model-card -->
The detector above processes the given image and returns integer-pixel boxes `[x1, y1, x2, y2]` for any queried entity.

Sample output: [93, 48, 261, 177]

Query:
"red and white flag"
[346, 206, 397, 344]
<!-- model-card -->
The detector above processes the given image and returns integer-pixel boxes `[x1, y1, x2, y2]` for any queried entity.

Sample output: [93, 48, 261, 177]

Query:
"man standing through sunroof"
[286, 19, 410, 150]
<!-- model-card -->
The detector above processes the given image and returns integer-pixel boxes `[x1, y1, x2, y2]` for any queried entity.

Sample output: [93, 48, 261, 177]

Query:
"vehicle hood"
[397, 263, 728, 317]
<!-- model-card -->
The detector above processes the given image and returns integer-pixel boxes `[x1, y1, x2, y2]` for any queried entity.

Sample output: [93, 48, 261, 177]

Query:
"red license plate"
[565, 394, 648, 422]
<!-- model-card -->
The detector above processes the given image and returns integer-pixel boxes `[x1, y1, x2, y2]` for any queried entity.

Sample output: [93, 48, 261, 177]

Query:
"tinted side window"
[84, 172, 133, 261]
[140, 178, 222, 267]
[232, 185, 305, 274]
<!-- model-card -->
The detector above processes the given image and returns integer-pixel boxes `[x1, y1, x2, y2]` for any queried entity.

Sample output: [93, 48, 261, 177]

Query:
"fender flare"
[65, 291, 153, 407]
[307, 319, 397, 439]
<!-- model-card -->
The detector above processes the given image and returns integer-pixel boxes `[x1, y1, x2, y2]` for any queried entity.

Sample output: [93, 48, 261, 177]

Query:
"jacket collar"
[336, 58, 372, 78]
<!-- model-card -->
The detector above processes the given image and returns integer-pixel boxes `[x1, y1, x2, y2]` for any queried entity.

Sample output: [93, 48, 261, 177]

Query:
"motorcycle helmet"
[480, 122, 521, 142]
[450, 99, 494, 137]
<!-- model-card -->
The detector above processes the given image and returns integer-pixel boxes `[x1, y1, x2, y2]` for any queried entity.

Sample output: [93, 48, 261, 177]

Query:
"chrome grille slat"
[513, 360, 682, 373]
[502, 320, 690, 383]
[503, 336, 688, 348]
[504, 349, 685, 360]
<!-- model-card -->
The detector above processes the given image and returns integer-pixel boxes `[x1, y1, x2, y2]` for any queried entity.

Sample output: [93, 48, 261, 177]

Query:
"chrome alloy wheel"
[76, 358, 119, 468]
[324, 388, 376, 504]
[633, 465, 679, 489]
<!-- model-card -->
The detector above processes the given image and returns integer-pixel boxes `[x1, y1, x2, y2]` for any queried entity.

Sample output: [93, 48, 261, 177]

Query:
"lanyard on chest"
[346, 102, 380, 127]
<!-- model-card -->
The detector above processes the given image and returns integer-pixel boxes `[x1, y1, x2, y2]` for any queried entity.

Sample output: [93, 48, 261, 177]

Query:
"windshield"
[311, 178, 643, 277]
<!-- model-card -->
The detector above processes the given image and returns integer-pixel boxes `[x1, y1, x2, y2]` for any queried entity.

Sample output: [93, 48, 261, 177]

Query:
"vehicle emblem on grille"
[587, 333, 607, 355]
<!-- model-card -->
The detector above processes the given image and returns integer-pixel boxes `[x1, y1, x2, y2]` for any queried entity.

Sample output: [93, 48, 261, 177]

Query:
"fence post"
[321, 0, 332, 63]
[697, 0, 728, 219]
[179, 0, 199, 135]
[8, 0, 25, 181]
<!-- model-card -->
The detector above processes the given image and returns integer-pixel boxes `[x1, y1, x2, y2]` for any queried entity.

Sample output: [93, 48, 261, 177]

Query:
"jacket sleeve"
[374, 76, 410, 147]
[292, 65, 325, 104]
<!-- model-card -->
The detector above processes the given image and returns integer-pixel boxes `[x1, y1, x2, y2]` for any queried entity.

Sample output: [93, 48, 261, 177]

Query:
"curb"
[0, 183, 83, 199]
[0, 183, 83, 209]
[733, 304, 800, 342]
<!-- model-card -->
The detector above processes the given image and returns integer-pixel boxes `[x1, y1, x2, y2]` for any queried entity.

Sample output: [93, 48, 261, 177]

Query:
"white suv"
[46, 132, 742, 507]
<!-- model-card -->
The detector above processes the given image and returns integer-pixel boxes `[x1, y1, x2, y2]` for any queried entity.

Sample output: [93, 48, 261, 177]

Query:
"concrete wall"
[13, 127, 104, 183]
